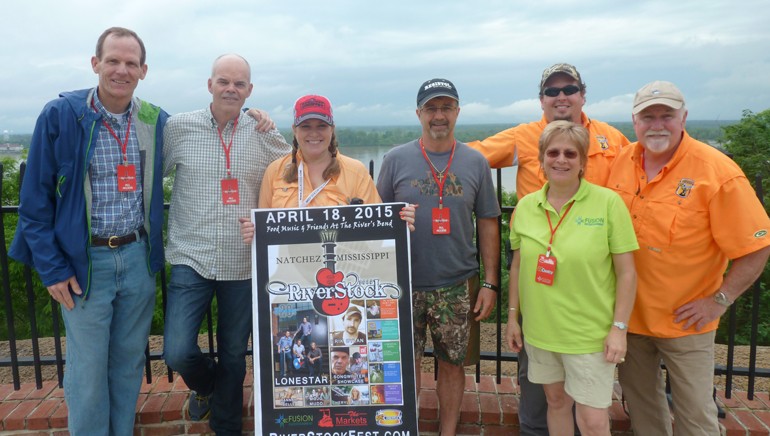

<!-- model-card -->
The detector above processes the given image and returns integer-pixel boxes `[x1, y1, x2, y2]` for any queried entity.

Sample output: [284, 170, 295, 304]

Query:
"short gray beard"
[429, 129, 450, 140]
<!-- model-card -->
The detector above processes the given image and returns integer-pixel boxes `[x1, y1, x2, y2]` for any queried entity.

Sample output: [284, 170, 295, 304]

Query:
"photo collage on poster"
[271, 297, 402, 408]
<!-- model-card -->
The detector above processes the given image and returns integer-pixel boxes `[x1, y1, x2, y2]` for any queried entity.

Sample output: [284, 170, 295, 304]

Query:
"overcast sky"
[2, 0, 768, 133]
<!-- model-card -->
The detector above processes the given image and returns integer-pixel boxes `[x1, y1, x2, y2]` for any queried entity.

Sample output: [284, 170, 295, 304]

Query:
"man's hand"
[239, 216, 255, 244]
[246, 108, 276, 132]
[473, 286, 496, 321]
[674, 296, 728, 331]
[47, 276, 81, 310]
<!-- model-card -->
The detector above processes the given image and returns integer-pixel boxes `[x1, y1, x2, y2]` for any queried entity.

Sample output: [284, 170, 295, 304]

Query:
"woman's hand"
[239, 216, 255, 244]
[399, 204, 418, 232]
[604, 328, 627, 364]
[505, 318, 523, 353]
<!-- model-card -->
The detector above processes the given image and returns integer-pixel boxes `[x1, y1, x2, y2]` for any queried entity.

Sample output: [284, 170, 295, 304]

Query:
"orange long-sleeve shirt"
[468, 113, 629, 197]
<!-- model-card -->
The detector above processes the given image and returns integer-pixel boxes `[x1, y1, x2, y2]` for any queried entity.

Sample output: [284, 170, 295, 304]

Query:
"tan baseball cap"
[633, 81, 685, 114]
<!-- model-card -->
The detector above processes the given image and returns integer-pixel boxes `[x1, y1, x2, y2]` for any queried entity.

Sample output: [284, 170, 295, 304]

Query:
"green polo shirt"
[510, 180, 638, 353]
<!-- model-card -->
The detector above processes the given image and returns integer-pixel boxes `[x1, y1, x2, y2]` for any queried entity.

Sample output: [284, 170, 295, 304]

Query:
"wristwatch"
[612, 321, 628, 330]
[713, 291, 733, 307]
[481, 282, 500, 292]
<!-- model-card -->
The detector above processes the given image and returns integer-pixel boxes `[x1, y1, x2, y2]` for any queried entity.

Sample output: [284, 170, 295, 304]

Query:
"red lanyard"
[218, 118, 239, 178]
[92, 101, 132, 164]
[419, 138, 456, 208]
[544, 201, 574, 257]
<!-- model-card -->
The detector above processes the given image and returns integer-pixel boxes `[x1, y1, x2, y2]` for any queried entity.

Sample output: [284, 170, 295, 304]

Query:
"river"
[341, 145, 518, 194]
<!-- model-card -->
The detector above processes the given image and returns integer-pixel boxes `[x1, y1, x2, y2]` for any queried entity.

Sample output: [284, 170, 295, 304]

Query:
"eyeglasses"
[545, 149, 579, 159]
[542, 85, 581, 97]
[420, 105, 458, 115]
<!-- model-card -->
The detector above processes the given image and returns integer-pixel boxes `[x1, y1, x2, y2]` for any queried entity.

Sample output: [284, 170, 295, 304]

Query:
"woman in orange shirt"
[240, 94, 414, 241]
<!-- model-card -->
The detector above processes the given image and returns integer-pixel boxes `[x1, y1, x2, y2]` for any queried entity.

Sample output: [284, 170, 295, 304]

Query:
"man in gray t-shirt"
[376, 78, 500, 436]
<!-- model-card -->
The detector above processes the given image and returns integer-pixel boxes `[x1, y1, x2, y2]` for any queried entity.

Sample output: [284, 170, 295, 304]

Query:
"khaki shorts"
[412, 276, 480, 366]
[525, 341, 616, 409]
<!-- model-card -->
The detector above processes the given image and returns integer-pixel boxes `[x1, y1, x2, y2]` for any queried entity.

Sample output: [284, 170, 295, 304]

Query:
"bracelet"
[508, 307, 517, 312]
[482, 281, 500, 292]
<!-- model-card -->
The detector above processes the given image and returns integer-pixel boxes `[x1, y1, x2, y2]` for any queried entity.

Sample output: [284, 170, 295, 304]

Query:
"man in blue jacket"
[9, 27, 168, 436]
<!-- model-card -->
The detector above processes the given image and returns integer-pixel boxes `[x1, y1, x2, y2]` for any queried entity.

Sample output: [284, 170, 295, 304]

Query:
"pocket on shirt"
[668, 200, 709, 248]
[268, 181, 299, 208]
[323, 189, 348, 206]
[640, 203, 676, 249]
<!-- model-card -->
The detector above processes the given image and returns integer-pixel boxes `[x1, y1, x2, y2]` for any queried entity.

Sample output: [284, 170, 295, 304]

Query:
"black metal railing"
[1, 162, 768, 401]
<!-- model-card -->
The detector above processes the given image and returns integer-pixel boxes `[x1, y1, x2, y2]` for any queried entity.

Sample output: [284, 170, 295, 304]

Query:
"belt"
[92, 228, 146, 249]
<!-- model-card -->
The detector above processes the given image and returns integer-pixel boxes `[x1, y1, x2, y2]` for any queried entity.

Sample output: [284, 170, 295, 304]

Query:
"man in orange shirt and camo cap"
[608, 81, 770, 435]
[468, 63, 629, 435]
[469, 63, 629, 200]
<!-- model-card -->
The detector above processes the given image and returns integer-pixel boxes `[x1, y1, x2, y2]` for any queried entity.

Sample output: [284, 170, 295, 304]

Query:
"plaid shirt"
[163, 107, 291, 280]
[89, 95, 144, 238]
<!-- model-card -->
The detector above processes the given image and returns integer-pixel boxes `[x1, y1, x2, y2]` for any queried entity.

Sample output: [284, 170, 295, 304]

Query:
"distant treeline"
[277, 119, 734, 147]
[9, 120, 733, 150]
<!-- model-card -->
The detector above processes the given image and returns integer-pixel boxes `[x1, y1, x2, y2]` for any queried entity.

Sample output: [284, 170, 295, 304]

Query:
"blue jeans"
[278, 350, 291, 377]
[62, 238, 155, 436]
[299, 332, 312, 350]
[163, 265, 252, 436]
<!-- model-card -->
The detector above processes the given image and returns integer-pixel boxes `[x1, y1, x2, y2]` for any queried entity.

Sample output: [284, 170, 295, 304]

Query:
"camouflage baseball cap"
[539, 63, 583, 92]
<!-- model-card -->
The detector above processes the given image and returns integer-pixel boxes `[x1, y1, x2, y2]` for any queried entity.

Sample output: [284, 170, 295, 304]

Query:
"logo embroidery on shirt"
[575, 216, 605, 226]
[675, 178, 695, 198]
[755, 230, 768, 238]
[596, 135, 609, 150]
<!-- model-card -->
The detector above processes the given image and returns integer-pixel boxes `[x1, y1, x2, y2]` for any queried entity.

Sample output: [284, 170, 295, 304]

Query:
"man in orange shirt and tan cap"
[608, 81, 770, 435]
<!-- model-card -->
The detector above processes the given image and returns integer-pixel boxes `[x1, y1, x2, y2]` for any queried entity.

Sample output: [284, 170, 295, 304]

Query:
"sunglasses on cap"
[543, 85, 581, 97]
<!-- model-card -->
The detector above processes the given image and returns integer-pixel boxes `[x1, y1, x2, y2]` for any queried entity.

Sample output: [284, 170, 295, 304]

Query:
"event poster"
[251, 203, 418, 435]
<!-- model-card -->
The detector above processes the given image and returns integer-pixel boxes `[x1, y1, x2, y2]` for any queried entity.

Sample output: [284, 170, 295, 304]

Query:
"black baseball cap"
[417, 78, 459, 107]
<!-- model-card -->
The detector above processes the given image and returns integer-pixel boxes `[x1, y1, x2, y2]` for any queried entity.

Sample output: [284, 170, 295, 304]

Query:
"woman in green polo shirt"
[505, 120, 638, 436]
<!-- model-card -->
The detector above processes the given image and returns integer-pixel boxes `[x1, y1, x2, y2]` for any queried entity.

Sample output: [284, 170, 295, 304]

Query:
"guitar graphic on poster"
[313, 230, 350, 316]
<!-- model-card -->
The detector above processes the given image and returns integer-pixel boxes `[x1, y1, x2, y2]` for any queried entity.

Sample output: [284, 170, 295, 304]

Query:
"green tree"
[717, 109, 770, 345]
[723, 109, 770, 209]
[483, 189, 517, 324]
[1, 156, 54, 341]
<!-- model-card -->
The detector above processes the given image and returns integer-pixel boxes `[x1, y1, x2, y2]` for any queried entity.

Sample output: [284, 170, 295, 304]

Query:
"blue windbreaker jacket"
[9, 88, 168, 296]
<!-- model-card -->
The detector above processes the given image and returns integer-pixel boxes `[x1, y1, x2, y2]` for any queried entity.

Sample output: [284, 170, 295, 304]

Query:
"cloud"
[1, 1, 768, 132]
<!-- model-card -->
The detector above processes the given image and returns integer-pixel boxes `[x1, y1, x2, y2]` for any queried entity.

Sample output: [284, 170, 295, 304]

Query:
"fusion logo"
[274, 413, 313, 428]
[575, 216, 605, 227]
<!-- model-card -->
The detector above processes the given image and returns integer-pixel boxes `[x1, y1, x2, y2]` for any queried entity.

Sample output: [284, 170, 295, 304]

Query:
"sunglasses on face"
[542, 85, 581, 97]
[545, 149, 579, 159]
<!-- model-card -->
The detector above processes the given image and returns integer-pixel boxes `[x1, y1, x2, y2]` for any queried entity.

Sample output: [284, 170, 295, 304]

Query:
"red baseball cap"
[294, 95, 334, 126]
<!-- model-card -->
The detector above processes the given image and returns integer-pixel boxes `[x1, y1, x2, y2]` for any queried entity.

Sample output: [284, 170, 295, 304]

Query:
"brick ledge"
[1, 373, 768, 435]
